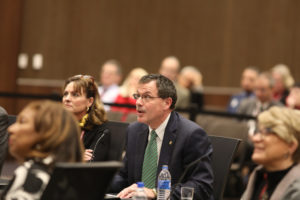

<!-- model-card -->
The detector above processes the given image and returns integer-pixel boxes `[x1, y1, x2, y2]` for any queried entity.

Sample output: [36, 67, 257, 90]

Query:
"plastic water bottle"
[157, 165, 171, 200]
[133, 182, 147, 200]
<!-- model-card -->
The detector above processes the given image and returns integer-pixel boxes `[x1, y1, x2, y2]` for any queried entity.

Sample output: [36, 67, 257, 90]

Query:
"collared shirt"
[148, 113, 171, 161]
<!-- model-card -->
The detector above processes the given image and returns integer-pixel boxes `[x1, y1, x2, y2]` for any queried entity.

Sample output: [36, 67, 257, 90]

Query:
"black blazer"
[110, 111, 214, 200]
[82, 122, 110, 161]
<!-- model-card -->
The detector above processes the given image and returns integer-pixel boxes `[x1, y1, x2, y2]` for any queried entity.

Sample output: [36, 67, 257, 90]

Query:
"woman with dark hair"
[1, 100, 83, 200]
[62, 74, 110, 161]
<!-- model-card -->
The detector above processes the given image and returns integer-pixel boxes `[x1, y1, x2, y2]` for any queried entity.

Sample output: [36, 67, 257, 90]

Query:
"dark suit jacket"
[82, 122, 110, 161]
[0, 106, 8, 173]
[110, 111, 214, 200]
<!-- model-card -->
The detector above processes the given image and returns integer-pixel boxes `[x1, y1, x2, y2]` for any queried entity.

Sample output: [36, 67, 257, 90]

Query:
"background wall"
[1, 0, 300, 114]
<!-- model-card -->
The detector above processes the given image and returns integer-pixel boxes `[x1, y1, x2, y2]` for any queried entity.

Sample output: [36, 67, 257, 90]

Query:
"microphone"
[169, 155, 207, 199]
[89, 129, 109, 162]
[177, 155, 206, 183]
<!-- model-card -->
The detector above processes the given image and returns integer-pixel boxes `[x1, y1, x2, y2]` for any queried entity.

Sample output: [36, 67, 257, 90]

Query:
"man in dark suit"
[0, 106, 8, 173]
[110, 74, 213, 200]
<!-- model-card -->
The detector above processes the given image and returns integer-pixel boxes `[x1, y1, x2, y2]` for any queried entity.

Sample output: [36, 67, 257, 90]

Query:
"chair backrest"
[209, 135, 241, 200]
[197, 115, 248, 163]
[106, 121, 129, 161]
[41, 161, 123, 200]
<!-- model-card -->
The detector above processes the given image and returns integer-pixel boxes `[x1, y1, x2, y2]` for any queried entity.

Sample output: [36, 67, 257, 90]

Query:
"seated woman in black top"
[241, 107, 300, 200]
[62, 74, 110, 161]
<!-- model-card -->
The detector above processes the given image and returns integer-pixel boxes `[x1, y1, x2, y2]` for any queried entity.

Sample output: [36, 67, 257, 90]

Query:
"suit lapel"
[157, 112, 177, 178]
[135, 125, 149, 181]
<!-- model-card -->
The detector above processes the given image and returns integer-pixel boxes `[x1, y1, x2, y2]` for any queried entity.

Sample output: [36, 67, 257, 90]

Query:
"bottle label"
[158, 180, 171, 189]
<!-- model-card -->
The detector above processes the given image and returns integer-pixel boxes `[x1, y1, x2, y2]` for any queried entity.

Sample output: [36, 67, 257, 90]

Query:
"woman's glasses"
[253, 127, 275, 139]
[73, 74, 95, 83]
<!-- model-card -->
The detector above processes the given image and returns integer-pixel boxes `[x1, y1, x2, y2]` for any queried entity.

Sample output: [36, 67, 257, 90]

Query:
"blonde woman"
[241, 107, 300, 200]
[1, 100, 83, 200]
[271, 64, 295, 104]
[112, 68, 148, 121]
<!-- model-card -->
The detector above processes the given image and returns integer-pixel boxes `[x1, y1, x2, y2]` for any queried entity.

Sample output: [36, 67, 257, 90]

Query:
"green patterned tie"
[142, 130, 158, 188]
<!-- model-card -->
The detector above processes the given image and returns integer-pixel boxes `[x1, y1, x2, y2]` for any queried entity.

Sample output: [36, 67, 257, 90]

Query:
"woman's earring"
[87, 107, 90, 112]
[284, 151, 290, 159]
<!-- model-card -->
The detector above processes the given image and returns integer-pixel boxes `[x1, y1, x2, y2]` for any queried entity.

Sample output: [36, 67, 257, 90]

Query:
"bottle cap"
[137, 182, 145, 188]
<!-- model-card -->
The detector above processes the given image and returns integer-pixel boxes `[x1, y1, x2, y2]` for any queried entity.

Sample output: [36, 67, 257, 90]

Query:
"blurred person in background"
[178, 66, 204, 109]
[1, 100, 83, 200]
[286, 82, 300, 110]
[241, 107, 300, 200]
[98, 59, 122, 111]
[227, 67, 259, 113]
[63, 74, 110, 162]
[238, 72, 283, 118]
[112, 68, 148, 122]
[0, 106, 8, 174]
[271, 64, 295, 105]
[159, 56, 190, 109]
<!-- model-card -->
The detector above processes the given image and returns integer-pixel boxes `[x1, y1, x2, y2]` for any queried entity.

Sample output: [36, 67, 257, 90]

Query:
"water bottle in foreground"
[133, 182, 147, 200]
[157, 165, 171, 200]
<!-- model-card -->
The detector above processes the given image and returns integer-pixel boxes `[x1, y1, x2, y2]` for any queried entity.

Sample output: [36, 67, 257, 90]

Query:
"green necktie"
[142, 130, 158, 188]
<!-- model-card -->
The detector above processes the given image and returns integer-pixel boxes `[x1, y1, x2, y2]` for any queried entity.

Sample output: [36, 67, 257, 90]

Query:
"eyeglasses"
[253, 127, 275, 139]
[132, 93, 161, 102]
[73, 74, 95, 83]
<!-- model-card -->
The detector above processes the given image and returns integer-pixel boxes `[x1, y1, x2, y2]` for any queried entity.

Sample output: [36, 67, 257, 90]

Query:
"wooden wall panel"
[17, 0, 300, 87]
[0, 0, 22, 114]
[1, 0, 299, 112]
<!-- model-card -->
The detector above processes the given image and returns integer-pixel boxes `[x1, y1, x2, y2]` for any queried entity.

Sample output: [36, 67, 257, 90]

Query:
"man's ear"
[163, 97, 172, 110]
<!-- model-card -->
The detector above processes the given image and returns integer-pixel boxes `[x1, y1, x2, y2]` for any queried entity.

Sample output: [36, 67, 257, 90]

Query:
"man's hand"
[117, 183, 137, 198]
[117, 184, 156, 199]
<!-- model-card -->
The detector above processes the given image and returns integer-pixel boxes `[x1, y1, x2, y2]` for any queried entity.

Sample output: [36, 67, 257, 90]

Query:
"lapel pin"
[169, 141, 173, 145]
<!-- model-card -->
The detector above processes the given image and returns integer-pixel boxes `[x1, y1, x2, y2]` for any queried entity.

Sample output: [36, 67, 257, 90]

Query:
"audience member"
[112, 68, 148, 121]
[286, 82, 300, 110]
[238, 72, 283, 117]
[271, 64, 295, 105]
[227, 67, 259, 113]
[178, 66, 204, 109]
[1, 100, 83, 200]
[98, 59, 122, 111]
[110, 74, 213, 200]
[241, 107, 300, 200]
[159, 56, 190, 109]
[0, 106, 8, 174]
[63, 74, 110, 161]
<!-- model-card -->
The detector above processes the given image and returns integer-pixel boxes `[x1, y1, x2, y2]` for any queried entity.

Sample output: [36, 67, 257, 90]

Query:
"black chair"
[106, 121, 129, 161]
[208, 135, 241, 200]
[41, 161, 123, 200]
